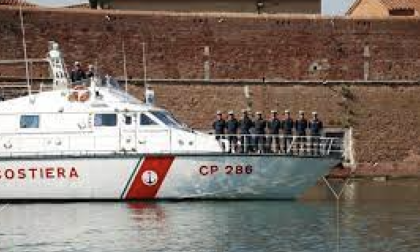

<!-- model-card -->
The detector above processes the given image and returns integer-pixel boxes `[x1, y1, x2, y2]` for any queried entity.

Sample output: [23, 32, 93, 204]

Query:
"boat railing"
[212, 134, 344, 157]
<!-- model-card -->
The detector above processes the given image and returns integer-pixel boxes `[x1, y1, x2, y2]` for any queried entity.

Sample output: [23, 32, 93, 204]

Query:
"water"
[1, 181, 420, 252]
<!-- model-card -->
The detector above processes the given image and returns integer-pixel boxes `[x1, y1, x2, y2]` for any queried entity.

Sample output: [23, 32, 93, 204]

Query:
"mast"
[19, 5, 31, 97]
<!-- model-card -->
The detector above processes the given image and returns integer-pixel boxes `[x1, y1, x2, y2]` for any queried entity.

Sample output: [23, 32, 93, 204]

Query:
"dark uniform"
[226, 113, 239, 152]
[70, 63, 86, 84]
[267, 112, 282, 152]
[309, 113, 323, 155]
[213, 118, 226, 140]
[254, 113, 267, 153]
[239, 112, 254, 153]
[295, 113, 308, 154]
[283, 113, 294, 154]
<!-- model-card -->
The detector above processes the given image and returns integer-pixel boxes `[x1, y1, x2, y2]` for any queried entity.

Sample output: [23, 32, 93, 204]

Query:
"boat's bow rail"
[214, 134, 343, 158]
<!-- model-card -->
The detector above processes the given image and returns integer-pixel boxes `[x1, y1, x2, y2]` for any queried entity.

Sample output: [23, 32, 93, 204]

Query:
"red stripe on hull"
[125, 156, 174, 199]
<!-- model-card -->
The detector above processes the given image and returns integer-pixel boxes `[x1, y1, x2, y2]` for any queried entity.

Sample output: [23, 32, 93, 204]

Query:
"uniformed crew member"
[239, 109, 254, 153]
[226, 111, 239, 153]
[213, 111, 226, 141]
[295, 111, 308, 154]
[70, 61, 86, 84]
[267, 110, 282, 153]
[283, 110, 294, 154]
[254, 111, 267, 153]
[309, 111, 323, 155]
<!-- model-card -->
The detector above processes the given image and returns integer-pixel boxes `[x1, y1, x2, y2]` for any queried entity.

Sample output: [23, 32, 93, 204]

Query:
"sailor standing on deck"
[254, 111, 267, 153]
[295, 111, 308, 154]
[70, 61, 86, 84]
[239, 109, 254, 153]
[282, 110, 294, 154]
[226, 111, 239, 153]
[267, 110, 282, 153]
[309, 111, 324, 155]
[213, 111, 226, 142]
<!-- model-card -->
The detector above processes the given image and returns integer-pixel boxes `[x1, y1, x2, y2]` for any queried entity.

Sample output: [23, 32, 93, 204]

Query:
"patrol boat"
[0, 42, 343, 200]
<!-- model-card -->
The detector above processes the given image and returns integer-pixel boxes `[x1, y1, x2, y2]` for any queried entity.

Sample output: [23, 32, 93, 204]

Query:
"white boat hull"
[0, 155, 340, 200]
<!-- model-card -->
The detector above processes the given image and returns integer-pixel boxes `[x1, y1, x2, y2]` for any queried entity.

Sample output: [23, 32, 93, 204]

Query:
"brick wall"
[2, 7, 420, 175]
[126, 81, 420, 175]
[1, 7, 420, 81]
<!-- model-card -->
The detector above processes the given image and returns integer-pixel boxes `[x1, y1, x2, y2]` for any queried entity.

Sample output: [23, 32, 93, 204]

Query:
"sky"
[28, 0, 356, 15]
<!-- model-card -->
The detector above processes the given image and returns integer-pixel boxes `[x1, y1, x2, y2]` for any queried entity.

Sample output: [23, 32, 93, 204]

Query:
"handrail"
[212, 134, 344, 157]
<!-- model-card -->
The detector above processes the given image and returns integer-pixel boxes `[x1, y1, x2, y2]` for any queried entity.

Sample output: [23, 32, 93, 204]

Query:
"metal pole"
[122, 40, 128, 99]
[19, 5, 31, 97]
[142, 42, 147, 89]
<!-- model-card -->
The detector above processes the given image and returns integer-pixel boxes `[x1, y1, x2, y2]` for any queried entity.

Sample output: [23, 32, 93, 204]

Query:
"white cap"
[299, 110, 304, 115]
[271, 110, 277, 114]
[312, 111, 318, 115]
[228, 111, 234, 115]
[256, 111, 262, 115]
[74, 61, 80, 66]
[216, 110, 222, 115]
[285, 110, 290, 114]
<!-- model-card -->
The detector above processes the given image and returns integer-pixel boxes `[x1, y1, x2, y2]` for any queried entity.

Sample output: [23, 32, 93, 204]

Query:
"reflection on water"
[1, 181, 420, 252]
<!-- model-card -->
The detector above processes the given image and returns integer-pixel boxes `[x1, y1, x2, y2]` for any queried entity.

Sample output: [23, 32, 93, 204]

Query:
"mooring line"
[0, 204, 9, 213]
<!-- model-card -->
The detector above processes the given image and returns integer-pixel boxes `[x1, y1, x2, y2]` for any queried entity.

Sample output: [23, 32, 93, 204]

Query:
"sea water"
[1, 181, 419, 252]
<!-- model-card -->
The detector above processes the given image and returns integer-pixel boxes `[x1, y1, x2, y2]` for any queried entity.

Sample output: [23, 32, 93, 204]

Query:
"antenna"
[122, 40, 128, 101]
[142, 42, 147, 89]
[19, 5, 31, 97]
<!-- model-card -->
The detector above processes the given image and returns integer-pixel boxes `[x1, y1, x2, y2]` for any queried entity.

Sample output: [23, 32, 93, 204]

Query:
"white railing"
[212, 134, 344, 157]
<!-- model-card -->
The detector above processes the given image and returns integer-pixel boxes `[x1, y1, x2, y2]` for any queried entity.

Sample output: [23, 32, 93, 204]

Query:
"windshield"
[150, 111, 183, 128]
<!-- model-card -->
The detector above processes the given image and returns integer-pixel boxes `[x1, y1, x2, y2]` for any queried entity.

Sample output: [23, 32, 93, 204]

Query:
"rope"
[0, 204, 9, 214]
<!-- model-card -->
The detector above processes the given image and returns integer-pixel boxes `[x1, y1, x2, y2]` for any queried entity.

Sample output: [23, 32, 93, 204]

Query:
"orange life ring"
[79, 91, 90, 102]
[73, 85, 86, 91]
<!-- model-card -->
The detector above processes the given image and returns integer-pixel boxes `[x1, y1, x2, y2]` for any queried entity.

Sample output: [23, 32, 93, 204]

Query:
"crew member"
[86, 64, 95, 79]
[267, 110, 282, 153]
[239, 109, 254, 153]
[213, 111, 226, 141]
[226, 111, 239, 153]
[295, 111, 308, 154]
[254, 111, 267, 153]
[283, 110, 294, 154]
[309, 111, 323, 155]
[70, 61, 86, 84]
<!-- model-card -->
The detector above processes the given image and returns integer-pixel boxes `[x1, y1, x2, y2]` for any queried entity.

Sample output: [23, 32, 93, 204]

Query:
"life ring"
[79, 91, 90, 102]
[70, 85, 90, 102]
[73, 85, 86, 91]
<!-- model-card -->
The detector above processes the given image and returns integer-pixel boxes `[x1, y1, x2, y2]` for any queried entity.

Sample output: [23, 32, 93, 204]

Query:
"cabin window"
[20, 115, 39, 129]
[94, 114, 117, 127]
[140, 113, 158, 126]
[20, 115, 40, 129]
[150, 111, 182, 128]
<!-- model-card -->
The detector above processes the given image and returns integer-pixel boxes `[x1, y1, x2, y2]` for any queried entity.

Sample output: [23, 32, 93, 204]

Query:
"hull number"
[199, 165, 253, 176]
